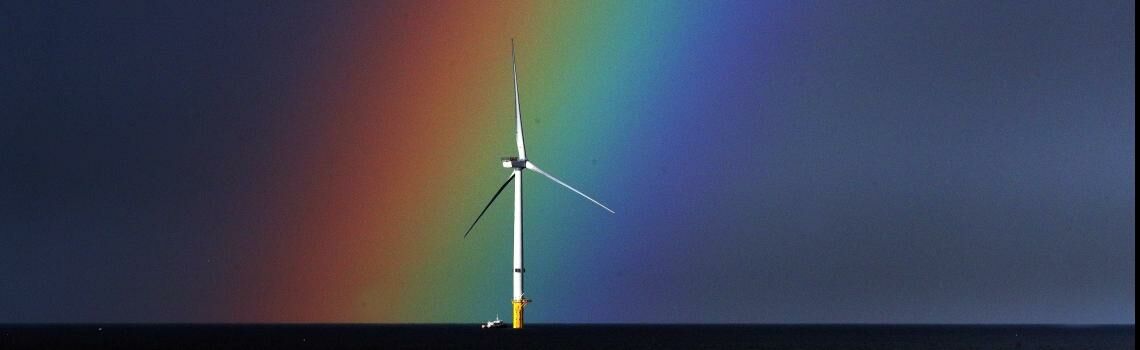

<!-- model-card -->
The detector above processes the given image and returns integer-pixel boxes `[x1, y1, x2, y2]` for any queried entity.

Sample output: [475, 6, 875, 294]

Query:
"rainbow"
[226, 1, 723, 322]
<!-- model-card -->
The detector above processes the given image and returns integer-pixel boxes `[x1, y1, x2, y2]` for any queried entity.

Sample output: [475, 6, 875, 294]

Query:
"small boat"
[481, 315, 507, 329]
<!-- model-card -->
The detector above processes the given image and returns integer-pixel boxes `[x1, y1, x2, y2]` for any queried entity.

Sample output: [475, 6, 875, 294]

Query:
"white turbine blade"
[526, 162, 614, 214]
[512, 39, 526, 159]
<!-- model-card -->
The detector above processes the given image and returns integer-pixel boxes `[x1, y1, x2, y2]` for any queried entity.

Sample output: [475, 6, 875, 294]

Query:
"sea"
[0, 324, 1133, 349]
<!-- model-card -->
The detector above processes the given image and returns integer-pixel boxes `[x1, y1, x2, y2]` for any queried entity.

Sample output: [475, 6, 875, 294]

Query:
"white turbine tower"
[463, 39, 614, 329]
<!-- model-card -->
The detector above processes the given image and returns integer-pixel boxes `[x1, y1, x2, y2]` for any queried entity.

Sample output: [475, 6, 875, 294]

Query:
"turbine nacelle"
[501, 156, 527, 169]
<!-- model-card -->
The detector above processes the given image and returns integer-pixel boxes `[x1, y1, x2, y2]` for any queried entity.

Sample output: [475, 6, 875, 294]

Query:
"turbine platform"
[511, 297, 531, 329]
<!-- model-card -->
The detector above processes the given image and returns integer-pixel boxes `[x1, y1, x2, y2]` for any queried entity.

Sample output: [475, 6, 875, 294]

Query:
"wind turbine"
[463, 39, 614, 329]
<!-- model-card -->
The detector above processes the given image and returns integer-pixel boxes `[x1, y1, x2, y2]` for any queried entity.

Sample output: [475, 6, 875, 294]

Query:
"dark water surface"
[1, 324, 1133, 349]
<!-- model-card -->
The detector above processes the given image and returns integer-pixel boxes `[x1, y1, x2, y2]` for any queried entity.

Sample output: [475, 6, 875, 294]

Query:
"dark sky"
[0, 1, 1134, 323]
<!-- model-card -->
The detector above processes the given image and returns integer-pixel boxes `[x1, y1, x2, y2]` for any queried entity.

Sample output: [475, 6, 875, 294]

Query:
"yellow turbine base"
[511, 299, 529, 329]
